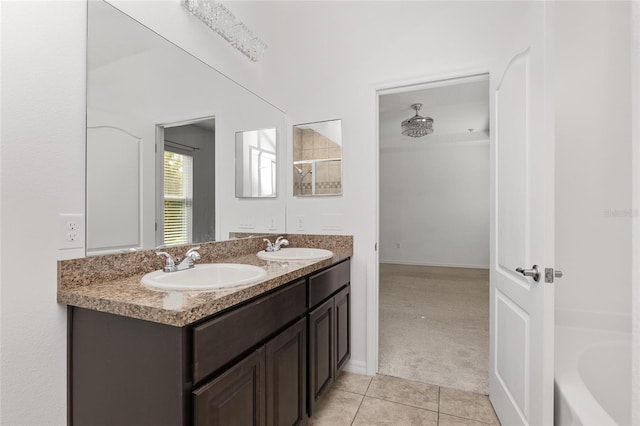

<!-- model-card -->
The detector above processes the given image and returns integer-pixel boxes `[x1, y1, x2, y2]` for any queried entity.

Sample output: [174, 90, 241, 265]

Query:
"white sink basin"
[141, 263, 267, 291]
[257, 248, 333, 262]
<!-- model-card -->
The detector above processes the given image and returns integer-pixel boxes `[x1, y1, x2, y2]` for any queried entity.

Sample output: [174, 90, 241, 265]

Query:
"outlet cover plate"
[59, 213, 84, 250]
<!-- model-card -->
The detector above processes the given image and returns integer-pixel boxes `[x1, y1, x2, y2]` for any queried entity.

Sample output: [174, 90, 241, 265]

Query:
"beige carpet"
[378, 264, 489, 394]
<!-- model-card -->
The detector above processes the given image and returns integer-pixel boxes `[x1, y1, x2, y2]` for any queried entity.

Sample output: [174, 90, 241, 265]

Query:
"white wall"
[1, 2, 86, 423]
[555, 1, 632, 330]
[379, 139, 489, 268]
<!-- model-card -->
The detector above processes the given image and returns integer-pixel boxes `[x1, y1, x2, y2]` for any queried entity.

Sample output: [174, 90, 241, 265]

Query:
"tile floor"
[308, 372, 501, 426]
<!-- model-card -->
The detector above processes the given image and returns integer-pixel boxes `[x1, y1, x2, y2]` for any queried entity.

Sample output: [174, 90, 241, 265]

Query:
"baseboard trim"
[343, 359, 368, 375]
[379, 259, 489, 269]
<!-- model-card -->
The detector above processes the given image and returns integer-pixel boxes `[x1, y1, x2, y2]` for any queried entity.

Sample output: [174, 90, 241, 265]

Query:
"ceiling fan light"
[401, 103, 434, 138]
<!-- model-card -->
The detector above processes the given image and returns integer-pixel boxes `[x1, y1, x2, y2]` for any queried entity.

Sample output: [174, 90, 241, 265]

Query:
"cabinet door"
[334, 286, 351, 373]
[193, 348, 266, 426]
[266, 318, 307, 426]
[308, 298, 334, 416]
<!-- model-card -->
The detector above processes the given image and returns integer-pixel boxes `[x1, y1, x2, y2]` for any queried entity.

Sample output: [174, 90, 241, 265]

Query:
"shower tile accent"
[293, 126, 342, 196]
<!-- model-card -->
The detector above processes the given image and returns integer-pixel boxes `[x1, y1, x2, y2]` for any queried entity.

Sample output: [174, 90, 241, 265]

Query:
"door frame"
[632, 2, 640, 423]
[369, 69, 492, 376]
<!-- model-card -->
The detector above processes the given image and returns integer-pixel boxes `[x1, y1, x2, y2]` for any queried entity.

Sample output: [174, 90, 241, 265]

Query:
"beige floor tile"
[334, 371, 373, 395]
[352, 396, 438, 426]
[307, 389, 364, 426]
[366, 374, 438, 412]
[439, 387, 500, 425]
[438, 413, 494, 426]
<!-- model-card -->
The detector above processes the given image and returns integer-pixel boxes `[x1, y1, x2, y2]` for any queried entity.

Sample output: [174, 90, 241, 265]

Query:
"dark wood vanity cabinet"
[69, 259, 350, 426]
[307, 261, 351, 416]
[192, 317, 307, 426]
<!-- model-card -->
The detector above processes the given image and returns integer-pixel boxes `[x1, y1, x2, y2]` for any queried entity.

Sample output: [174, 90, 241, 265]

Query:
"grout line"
[363, 376, 374, 396]
[436, 412, 495, 425]
[363, 395, 438, 414]
[351, 376, 374, 425]
[437, 385, 441, 425]
[350, 393, 367, 425]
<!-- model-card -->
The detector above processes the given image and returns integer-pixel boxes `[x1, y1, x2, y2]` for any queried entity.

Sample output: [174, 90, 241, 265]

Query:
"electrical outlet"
[268, 217, 276, 231]
[296, 215, 304, 231]
[59, 213, 84, 250]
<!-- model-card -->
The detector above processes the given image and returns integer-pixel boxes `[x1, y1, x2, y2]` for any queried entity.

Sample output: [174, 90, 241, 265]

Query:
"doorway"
[156, 117, 216, 247]
[377, 74, 490, 394]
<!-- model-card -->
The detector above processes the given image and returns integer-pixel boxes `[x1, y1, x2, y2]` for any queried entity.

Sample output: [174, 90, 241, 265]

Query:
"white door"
[489, 2, 555, 425]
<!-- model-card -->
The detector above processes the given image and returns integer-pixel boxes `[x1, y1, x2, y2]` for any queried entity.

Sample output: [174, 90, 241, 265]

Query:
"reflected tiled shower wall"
[293, 127, 342, 196]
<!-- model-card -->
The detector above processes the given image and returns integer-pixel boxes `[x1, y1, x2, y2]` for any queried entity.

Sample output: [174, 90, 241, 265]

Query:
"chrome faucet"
[156, 246, 201, 272]
[263, 236, 289, 252]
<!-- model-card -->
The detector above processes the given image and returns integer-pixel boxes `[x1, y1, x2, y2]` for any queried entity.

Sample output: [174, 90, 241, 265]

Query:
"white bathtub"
[555, 326, 631, 426]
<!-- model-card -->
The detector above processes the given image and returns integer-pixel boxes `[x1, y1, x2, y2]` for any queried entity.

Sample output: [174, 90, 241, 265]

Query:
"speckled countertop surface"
[57, 235, 352, 327]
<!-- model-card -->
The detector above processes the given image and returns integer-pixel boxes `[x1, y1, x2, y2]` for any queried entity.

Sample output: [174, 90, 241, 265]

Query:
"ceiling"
[379, 77, 490, 147]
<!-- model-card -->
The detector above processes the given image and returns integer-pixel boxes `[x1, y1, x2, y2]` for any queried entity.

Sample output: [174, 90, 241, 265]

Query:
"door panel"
[266, 318, 306, 426]
[335, 286, 351, 373]
[496, 53, 530, 277]
[193, 348, 266, 426]
[495, 289, 529, 417]
[308, 298, 334, 416]
[490, 2, 554, 425]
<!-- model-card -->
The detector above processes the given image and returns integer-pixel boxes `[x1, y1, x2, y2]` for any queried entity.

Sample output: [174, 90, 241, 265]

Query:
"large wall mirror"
[86, 0, 286, 255]
[293, 120, 343, 196]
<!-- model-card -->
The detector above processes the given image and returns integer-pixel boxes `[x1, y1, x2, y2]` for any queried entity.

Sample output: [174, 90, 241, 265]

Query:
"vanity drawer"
[308, 260, 350, 309]
[192, 279, 306, 384]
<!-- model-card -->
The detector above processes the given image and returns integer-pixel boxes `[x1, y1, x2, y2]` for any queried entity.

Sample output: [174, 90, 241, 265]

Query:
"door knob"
[515, 265, 540, 282]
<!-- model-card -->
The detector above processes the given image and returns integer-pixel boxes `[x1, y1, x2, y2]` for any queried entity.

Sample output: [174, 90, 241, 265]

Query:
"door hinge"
[375, 242, 378, 251]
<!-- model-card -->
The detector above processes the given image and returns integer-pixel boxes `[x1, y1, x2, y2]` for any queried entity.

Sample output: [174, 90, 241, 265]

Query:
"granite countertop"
[58, 235, 352, 327]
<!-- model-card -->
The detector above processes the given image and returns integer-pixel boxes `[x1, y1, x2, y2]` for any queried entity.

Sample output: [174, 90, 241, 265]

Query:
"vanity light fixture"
[401, 103, 434, 138]
[181, 0, 267, 62]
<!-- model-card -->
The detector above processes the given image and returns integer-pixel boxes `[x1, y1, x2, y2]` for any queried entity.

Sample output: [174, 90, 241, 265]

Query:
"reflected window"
[163, 149, 193, 245]
[235, 128, 277, 198]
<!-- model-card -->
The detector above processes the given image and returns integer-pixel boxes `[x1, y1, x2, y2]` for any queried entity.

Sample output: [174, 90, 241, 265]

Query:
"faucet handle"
[156, 251, 175, 265]
[185, 246, 201, 263]
[156, 251, 177, 272]
[274, 236, 289, 250]
[263, 238, 274, 252]
[185, 246, 201, 257]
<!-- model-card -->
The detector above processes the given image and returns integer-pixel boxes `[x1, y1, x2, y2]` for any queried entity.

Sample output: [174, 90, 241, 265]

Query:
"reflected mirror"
[86, 0, 286, 255]
[293, 120, 343, 196]
[235, 128, 277, 198]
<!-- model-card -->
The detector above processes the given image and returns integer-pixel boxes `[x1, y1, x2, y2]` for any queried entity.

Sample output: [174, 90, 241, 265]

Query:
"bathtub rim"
[555, 325, 630, 426]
